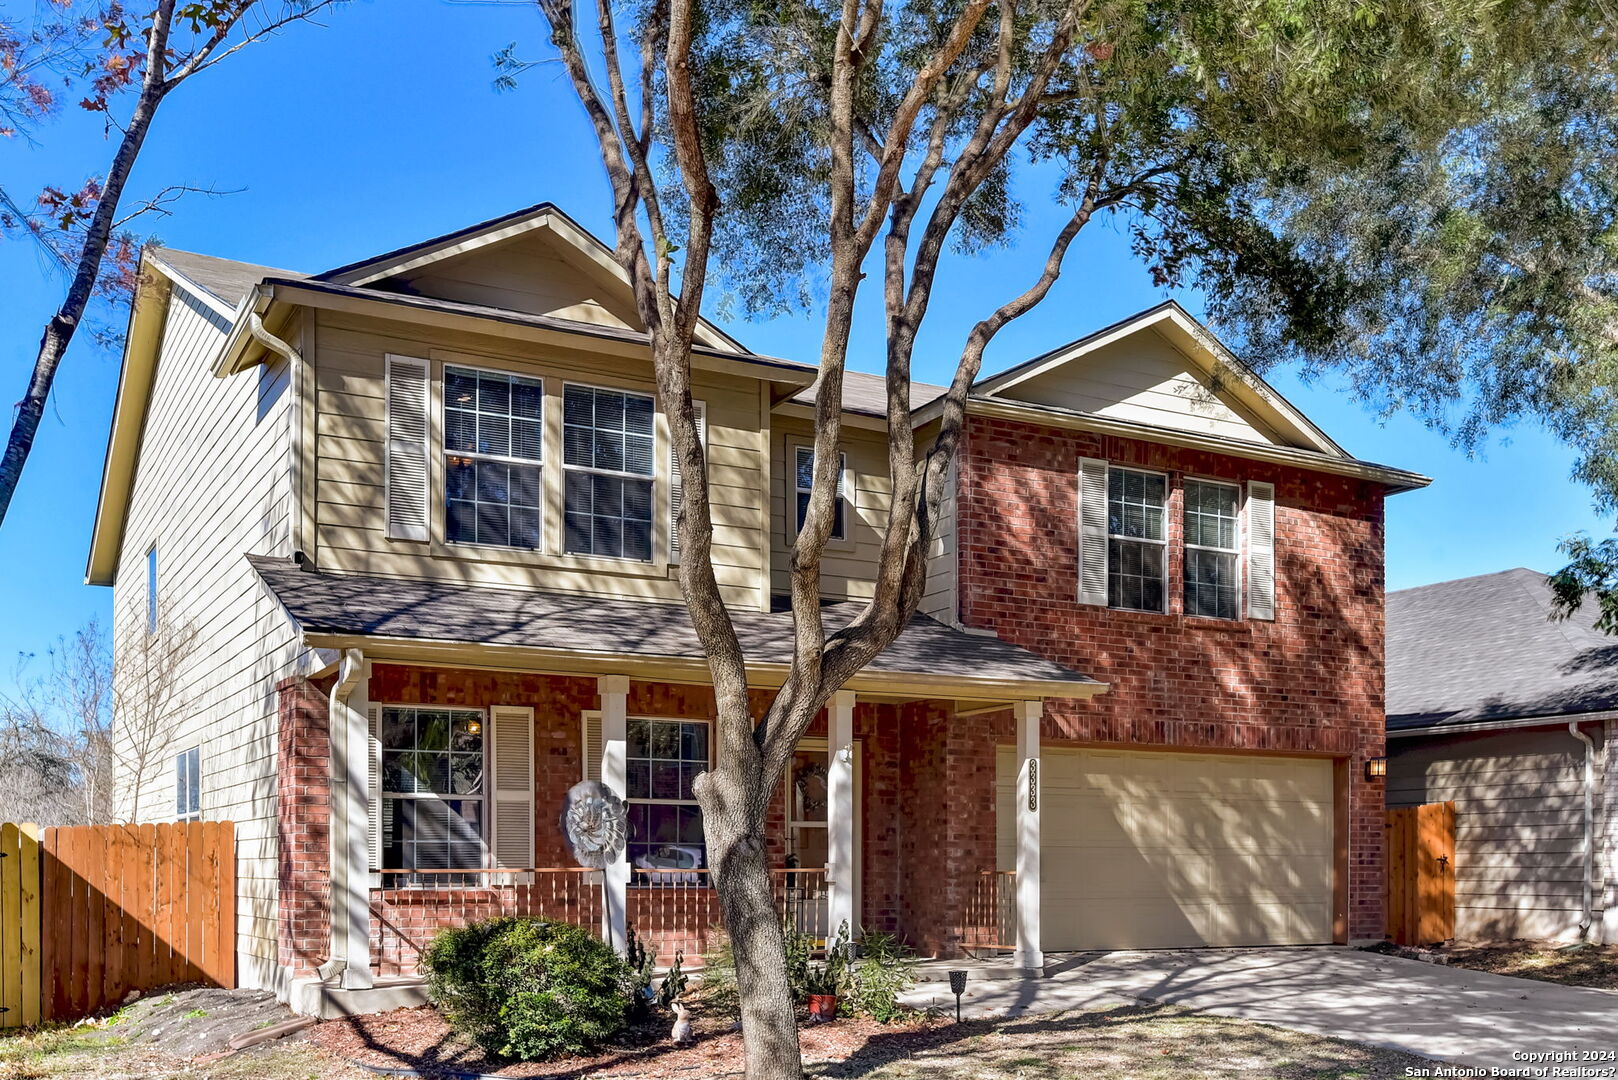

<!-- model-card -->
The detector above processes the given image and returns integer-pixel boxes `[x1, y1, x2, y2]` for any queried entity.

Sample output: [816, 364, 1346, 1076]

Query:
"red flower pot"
[808, 994, 838, 1022]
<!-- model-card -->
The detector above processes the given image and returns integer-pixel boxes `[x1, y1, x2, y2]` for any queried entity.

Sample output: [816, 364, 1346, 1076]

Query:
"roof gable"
[974, 302, 1347, 457]
[318, 203, 749, 354]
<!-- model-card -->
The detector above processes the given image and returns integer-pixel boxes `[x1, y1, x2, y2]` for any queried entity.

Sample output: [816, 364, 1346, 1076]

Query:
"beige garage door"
[995, 747, 1335, 950]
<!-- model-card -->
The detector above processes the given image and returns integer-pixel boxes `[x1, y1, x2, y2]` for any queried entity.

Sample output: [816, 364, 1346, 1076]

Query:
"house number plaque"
[1027, 759, 1039, 812]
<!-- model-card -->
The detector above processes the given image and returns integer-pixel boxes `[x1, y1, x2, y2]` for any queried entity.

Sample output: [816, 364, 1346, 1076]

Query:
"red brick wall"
[276, 676, 333, 977]
[957, 414, 1388, 940]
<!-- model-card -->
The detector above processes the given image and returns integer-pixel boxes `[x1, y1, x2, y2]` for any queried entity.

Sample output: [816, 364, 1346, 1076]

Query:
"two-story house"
[85, 203, 1428, 1012]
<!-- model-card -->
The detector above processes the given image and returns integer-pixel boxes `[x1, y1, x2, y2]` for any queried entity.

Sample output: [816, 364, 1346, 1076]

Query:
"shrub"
[694, 929, 740, 1016]
[422, 917, 631, 1061]
[846, 932, 917, 1022]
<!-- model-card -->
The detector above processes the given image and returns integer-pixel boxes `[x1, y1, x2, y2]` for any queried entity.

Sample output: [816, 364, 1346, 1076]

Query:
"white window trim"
[1106, 465, 1169, 613]
[1182, 476, 1244, 621]
[442, 363, 545, 553]
[561, 380, 659, 563]
[174, 744, 201, 823]
[791, 444, 849, 543]
[376, 704, 492, 875]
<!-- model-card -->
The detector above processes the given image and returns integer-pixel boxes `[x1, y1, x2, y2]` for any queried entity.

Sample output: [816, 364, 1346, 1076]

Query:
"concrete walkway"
[903, 947, 1618, 1070]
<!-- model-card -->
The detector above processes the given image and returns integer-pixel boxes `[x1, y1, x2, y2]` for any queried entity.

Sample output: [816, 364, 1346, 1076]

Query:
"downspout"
[247, 310, 302, 368]
[318, 648, 365, 984]
[1570, 722, 1596, 939]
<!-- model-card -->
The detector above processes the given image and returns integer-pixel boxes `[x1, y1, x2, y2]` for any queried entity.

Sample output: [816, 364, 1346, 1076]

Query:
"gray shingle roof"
[150, 248, 304, 308]
[1386, 568, 1618, 731]
[789, 369, 948, 417]
[250, 556, 1098, 692]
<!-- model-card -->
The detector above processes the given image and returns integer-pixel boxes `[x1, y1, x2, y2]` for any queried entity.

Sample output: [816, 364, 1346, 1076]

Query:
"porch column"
[1014, 699, 1043, 973]
[325, 650, 374, 990]
[599, 675, 630, 955]
[827, 690, 857, 942]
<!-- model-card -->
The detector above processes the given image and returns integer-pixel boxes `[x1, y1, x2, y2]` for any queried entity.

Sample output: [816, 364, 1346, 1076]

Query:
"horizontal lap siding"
[919, 456, 957, 623]
[311, 312, 768, 608]
[112, 285, 309, 993]
[1388, 725, 1605, 941]
[769, 418, 892, 600]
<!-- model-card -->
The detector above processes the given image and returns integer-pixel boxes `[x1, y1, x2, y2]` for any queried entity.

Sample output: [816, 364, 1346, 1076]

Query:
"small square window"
[793, 447, 847, 541]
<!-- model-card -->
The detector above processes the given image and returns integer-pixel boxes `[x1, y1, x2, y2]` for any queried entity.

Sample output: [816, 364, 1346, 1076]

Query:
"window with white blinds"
[1183, 479, 1241, 620]
[794, 446, 847, 541]
[1106, 467, 1167, 612]
[444, 365, 543, 550]
[562, 384, 656, 561]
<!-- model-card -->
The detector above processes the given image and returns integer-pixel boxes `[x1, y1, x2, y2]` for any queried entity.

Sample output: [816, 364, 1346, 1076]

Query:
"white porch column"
[827, 690, 857, 942]
[1604, 717, 1617, 944]
[323, 650, 373, 990]
[1013, 699, 1043, 973]
[599, 675, 631, 955]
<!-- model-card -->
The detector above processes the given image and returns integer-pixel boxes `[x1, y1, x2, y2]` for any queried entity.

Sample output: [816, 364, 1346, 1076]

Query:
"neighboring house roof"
[1386, 568, 1618, 732]
[249, 556, 1104, 701]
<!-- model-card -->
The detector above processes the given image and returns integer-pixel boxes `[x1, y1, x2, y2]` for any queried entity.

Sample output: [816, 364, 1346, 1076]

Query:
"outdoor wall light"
[948, 969, 968, 1023]
[1365, 756, 1387, 780]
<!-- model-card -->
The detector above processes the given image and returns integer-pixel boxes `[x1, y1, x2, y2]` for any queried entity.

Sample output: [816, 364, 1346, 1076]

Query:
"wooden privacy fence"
[1386, 801, 1456, 946]
[0, 821, 235, 1027]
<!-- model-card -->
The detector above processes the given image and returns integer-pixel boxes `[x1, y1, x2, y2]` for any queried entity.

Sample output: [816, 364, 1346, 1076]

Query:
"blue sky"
[0, 0, 1606, 687]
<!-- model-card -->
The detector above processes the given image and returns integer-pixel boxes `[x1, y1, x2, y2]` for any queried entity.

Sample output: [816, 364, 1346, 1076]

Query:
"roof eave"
[301, 629, 1109, 702]
[1388, 708, 1618, 738]
[911, 394, 1431, 493]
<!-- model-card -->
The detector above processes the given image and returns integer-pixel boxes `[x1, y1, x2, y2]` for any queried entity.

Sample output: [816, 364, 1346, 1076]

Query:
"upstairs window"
[379, 706, 486, 885]
[794, 447, 847, 541]
[1107, 467, 1166, 612]
[146, 544, 159, 635]
[444, 366, 543, 549]
[175, 747, 200, 822]
[563, 385, 655, 560]
[1184, 479, 1241, 620]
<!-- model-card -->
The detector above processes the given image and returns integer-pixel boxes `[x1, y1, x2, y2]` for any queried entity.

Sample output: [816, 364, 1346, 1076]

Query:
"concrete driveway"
[904, 947, 1618, 1070]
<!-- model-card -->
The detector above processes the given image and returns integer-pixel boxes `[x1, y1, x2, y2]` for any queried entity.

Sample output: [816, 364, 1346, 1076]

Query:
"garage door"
[995, 747, 1335, 950]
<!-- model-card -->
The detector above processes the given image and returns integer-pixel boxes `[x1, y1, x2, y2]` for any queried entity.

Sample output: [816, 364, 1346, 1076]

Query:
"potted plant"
[803, 961, 840, 1022]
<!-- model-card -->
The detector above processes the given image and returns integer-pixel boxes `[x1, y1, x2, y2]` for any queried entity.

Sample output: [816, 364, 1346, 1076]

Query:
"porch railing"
[367, 866, 829, 976]
[369, 867, 604, 978]
[628, 867, 829, 965]
[963, 869, 1016, 953]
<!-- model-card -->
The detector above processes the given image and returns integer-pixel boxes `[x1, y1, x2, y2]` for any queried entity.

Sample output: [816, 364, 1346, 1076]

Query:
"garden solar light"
[949, 969, 967, 1023]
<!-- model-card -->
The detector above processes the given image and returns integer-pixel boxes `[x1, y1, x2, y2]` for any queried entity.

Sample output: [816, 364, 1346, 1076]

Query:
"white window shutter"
[490, 705, 535, 880]
[366, 705, 382, 886]
[669, 400, 706, 565]
[1077, 457, 1109, 605]
[384, 355, 430, 541]
[581, 712, 602, 782]
[1247, 480, 1277, 621]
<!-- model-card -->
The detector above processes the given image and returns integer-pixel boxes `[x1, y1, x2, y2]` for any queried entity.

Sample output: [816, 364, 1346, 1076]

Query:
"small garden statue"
[670, 999, 693, 1044]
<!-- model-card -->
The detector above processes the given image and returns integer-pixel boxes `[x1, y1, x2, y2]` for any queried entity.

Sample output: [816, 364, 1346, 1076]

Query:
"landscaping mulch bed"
[1421, 940, 1618, 990]
[312, 1006, 941, 1079]
[311, 1003, 1429, 1080]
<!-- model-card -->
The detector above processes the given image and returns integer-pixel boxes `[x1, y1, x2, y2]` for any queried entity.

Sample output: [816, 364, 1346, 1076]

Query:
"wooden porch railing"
[628, 867, 829, 965]
[963, 869, 1016, 952]
[369, 867, 604, 978]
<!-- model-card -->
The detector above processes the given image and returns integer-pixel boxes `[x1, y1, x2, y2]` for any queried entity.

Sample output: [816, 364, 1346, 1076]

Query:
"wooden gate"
[0, 824, 42, 1028]
[1385, 801, 1456, 946]
[40, 822, 235, 1021]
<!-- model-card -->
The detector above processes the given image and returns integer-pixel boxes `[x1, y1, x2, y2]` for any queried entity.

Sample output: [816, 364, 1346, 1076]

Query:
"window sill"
[426, 540, 669, 577]
[1093, 607, 1256, 632]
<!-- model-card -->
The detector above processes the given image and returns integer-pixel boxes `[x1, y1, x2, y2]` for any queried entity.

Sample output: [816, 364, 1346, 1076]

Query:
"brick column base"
[277, 677, 333, 977]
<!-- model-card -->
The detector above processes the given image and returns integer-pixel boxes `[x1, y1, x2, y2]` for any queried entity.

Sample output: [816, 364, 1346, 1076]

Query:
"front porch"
[275, 665, 1047, 991]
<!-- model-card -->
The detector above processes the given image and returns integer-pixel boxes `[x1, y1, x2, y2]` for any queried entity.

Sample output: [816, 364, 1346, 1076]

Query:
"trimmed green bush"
[422, 917, 631, 1061]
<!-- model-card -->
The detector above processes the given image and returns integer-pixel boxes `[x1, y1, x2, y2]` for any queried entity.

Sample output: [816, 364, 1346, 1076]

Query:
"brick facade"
[956, 414, 1389, 940]
[276, 669, 989, 975]
[276, 676, 333, 977]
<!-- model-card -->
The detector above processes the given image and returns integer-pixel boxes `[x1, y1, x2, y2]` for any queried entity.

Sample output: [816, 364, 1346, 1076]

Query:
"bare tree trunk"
[0, 2, 177, 528]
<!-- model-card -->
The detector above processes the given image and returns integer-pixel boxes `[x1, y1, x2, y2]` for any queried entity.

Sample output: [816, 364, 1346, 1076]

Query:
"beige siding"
[1005, 329, 1284, 445]
[111, 284, 312, 993]
[1389, 725, 1607, 942]
[919, 456, 957, 624]
[769, 418, 892, 601]
[381, 230, 642, 331]
[311, 311, 768, 609]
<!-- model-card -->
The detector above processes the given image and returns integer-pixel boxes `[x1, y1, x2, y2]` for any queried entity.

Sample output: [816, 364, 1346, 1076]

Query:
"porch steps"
[288, 975, 429, 1019]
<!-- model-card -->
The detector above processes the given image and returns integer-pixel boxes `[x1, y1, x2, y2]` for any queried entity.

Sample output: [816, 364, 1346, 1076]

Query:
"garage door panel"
[995, 747, 1335, 950]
